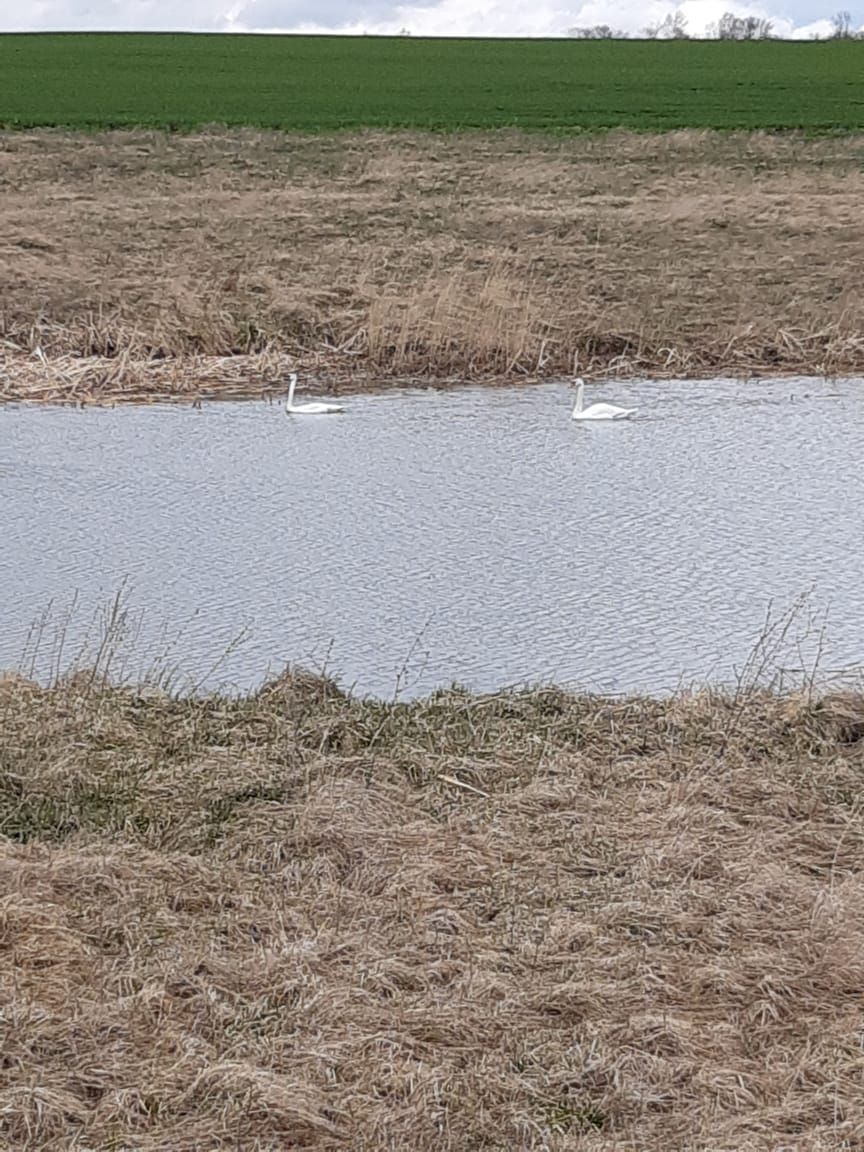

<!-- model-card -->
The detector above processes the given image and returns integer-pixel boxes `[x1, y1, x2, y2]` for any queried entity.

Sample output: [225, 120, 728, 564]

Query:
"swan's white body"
[571, 379, 636, 421]
[285, 373, 344, 415]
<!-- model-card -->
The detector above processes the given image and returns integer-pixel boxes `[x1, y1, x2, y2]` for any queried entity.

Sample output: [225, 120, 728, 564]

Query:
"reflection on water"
[1, 377, 863, 697]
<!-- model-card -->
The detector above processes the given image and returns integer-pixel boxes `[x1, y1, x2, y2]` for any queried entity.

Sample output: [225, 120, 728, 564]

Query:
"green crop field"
[0, 32, 862, 133]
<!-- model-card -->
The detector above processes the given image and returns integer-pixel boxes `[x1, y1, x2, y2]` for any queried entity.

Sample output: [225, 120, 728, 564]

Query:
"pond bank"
[3, 129, 864, 405]
[2, 671, 864, 1147]
[3, 342, 864, 407]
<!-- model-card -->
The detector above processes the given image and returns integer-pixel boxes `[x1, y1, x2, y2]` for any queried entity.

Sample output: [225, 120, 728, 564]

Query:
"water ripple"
[2, 377, 863, 696]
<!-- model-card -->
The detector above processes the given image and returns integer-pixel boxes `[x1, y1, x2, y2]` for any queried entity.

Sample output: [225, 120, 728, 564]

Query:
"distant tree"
[645, 10, 689, 37]
[568, 24, 624, 37]
[666, 10, 690, 36]
[830, 9, 854, 36]
[715, 12, 774, 38]
[398, 26, 411, 35]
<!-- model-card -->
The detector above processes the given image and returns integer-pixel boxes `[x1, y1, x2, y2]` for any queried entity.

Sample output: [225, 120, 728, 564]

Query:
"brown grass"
[2, 129, 864, 403]
[3, 669, 864, 1147]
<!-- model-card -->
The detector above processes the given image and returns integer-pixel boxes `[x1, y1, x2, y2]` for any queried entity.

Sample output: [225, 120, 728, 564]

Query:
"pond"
[2, 377, 863, 697]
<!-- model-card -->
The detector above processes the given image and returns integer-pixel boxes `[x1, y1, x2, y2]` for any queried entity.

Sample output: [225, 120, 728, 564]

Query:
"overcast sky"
[4, 0, 861, 40]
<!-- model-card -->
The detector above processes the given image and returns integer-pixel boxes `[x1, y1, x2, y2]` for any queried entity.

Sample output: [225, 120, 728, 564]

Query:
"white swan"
[571, 378, 636, 421]
[285, 373, 344, 416]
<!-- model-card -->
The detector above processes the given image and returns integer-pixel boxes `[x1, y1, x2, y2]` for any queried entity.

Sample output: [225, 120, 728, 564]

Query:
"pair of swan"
[284, 371, 636, 421]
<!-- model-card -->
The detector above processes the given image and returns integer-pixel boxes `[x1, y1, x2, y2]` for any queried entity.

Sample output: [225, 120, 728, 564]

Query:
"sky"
[3, 0, 861, 40]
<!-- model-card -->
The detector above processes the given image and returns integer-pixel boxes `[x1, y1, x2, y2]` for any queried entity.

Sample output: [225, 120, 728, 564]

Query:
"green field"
[0, 32, 863, 132]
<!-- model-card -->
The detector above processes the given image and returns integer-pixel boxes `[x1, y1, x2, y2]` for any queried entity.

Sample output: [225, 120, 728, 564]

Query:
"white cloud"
[4, 0, 232, 31]
[229, 0, 575, 35]
[785, 16, 836, 34]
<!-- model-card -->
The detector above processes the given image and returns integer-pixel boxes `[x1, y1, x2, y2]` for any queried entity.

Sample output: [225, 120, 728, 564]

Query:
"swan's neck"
[287, 373, 297, 408]
[572, 380, 584, 414]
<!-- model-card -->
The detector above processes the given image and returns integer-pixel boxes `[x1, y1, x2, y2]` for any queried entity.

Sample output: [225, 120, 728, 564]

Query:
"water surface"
[2, 378, 862, 697]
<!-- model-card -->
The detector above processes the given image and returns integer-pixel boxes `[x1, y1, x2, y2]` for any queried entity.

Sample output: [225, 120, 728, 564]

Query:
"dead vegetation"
[2, 129, 864, 403]
[3, 668, 864, 1148]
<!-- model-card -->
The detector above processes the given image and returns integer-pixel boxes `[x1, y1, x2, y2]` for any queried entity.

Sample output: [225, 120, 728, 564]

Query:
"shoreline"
[2, 345, 863, 407]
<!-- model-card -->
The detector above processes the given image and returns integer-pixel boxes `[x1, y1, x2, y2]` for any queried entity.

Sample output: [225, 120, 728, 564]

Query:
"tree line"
[568, 9, 862, 39]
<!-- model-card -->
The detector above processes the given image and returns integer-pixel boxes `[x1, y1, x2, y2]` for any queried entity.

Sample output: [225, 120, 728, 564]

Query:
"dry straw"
[2, 659, 864, 1148]
[3, 317, 863, 407]
[3, 128, 864, 404]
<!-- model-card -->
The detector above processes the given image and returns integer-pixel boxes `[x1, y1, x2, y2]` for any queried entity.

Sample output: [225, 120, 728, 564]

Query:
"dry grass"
[2, 129, 864, 403]
[3, 668, 864, 1147]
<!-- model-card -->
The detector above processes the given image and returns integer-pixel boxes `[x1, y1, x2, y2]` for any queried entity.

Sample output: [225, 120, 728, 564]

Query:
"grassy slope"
[4, 130, 864, 398]
[1, 34, 863, 132]
[3, 670, 864, 1146]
